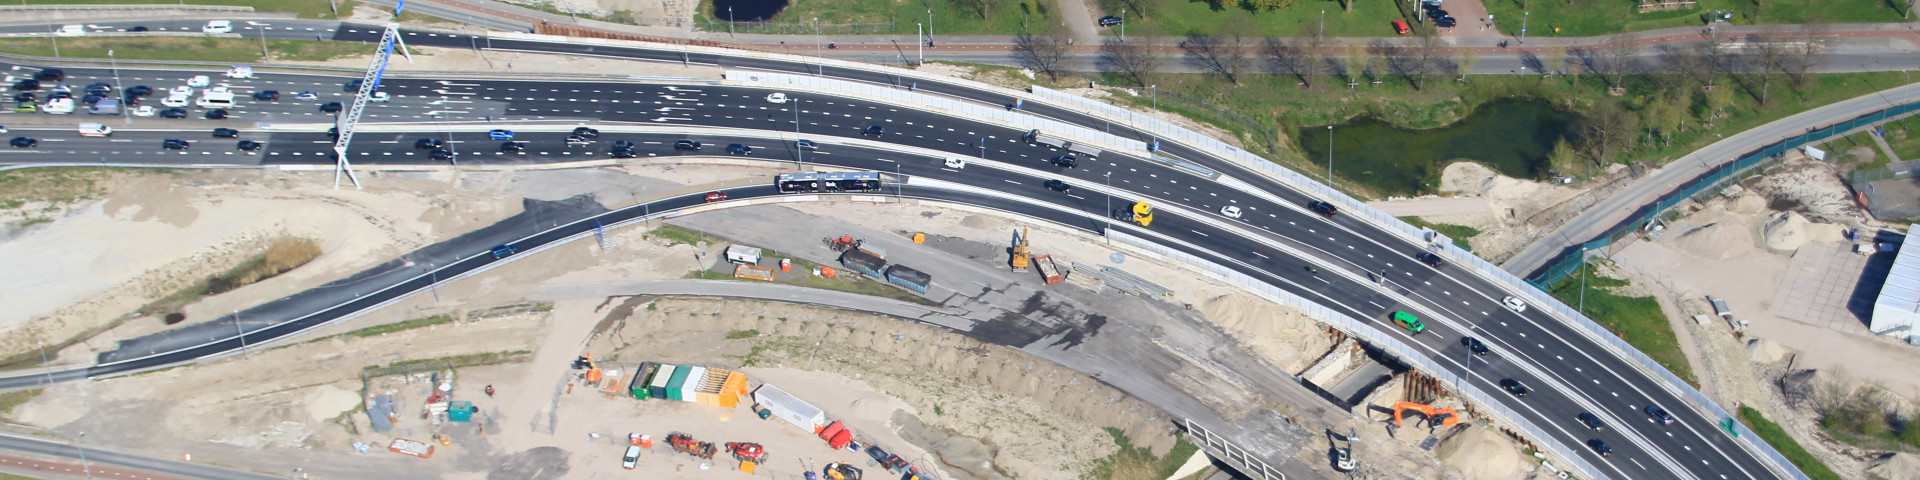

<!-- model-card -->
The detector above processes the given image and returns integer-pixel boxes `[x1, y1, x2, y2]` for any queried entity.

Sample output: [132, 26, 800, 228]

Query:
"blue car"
[488, 129, 514, 140]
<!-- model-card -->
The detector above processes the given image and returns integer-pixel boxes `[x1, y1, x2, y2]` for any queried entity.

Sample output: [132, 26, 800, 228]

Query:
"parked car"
[1392, 19, 1411, 35]
[1098, 15, 1123, 27]
[1435, 16, 1457, 28]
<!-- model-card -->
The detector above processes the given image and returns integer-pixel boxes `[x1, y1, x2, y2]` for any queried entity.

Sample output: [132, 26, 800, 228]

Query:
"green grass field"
[20, 0, 356, 19]
[1739, 405, 1846, 480]
[1085, 428, 1198, 480]
[1400, 216, 1481, 250]
[1107, 0, 1412, 37]
[1882, 115, 1920, 164]
[1484, 0, 1915, 38]
[698, 0, 1057, 36]
[0, 37, 370, 63]
[1548, 262, 1696, 384]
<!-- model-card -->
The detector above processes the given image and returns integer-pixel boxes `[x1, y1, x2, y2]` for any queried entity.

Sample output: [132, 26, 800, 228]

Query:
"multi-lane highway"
[0, 31, 1803, 480]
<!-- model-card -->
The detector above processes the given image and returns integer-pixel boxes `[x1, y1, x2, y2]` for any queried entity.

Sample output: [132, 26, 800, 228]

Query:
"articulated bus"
[775, 172, 884, 193]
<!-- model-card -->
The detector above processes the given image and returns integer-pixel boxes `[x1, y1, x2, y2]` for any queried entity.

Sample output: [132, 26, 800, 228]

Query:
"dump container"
[665, 365, 691, 401]
[677, 366, 707, 403]
[719, 371, 748, 408]
[734, 264, 776, 281]
[449, 401, 472, 422]
[389, 438, 435, 458]
[629, 362, 657, 399]
[649, 363, 676, 399]
[855, 244, 887, 259]
[841, 249, 887, 278]
[1034, 255, 1065, 285]
[752, 384, 826, 432]
[885, 264, 932, 294]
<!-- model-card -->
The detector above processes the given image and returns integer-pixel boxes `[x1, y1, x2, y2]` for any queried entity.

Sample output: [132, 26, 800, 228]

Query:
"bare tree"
[1541, 43, 1567, 76]
[1183, 22, 1251, 85]
[1748, 31, 1788, 105]
[1100, 38, 1160, 87]
[1457, 48, 1479, 81]
[1112, 0, 1153, 21]
[1013, 25, 1073, 81]
[1657, 42, 1718, 88]
[1345, 45, 1371, 87]
[1595, 34, 1640, 90]
[1417, 28, 1450, 87]
[1264, 38, 1315, 88]
[952, 0, 1003, 20]
[1783, 23, 1827, 88]
[1578, 101, 1638, 164]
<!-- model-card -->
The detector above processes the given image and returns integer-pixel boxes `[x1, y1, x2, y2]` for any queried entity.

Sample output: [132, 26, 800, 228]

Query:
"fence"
[698, 18, 898, 35]
[1851, 158, 1920, 219]
[0, 4, 254, 12]
[1529, 99, 1920, 290]
[1184, 419, 1286, 480]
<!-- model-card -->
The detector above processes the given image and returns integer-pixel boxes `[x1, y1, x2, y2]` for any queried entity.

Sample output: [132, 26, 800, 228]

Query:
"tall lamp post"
[793, 95, 804, 169]
[1120, 8, 1126, 42]
[917, 23, 924, 64]
[76, 432, 92, 480]
[1103, 172, 1113, 245]
[813, 17, 822, 75]
[108, 49, 128, 125]
[727, 6, 734, 37]
[1326, 125, 1334, 187]
[927, 8, 933, 44]
[1520, 11, 1529, 44]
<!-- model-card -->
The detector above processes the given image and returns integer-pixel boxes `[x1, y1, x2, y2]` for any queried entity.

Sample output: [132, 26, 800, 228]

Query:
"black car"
[1577, 412, 1606, 431]
[12, 79, 39, 91]
[85, 83, 111, 94]
[1419, 252, 1445, 268]
[1098, 15, 1123, 27]
[1500, 379, 1529, 398]
[126, 85, 152, 97]
[33, 69, 62, 81]
[160, 108, 189, 118]
[1425, 8, 1448, 18]
[327, 127, 339, 140]
[344, 79, 363, 92]
[1050, 155, 1078, 168]
[1645, 405, 1676, 425]
[1435, 16, 1457, 28]
[611, 140, 635, 150]
[126, 26, 149, 32]
[571, 127, 599, 138]
[1043, 180, 1072, 192]
[500, 141, 527, 152]
[861, 125, 885, 137]
[121, 94, 140, 106]
[1462, 337, 1490, 356]
[726, 143, 752, 155]
[82, 94, 105, 105]
[1308, 200, 1338, 217]
[1587, 439, 1611, 457]
[414, 138, 444, 149]
[253, 90, 279, 101]
[162, 139, 191, 150]
[673, 140, 702, 151]
[12, 93, 33, 103]
[205, 109, 229, 119]
[237, 140, 263, 151]
[319, 102, 343, 113]
[610, 147, 638, 158]
[428, 149, 454, 161]
[8, 137, 36, 148]
[212, 128, 239, 138]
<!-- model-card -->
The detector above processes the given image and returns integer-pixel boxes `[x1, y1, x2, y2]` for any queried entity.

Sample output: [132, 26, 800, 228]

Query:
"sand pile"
[1728, 192, 1768, 215]
[1763, 211, 1813, 252]
[1748, 156, 1861, 224]
[303, 384, 362, 423]
[1200, 293, 1330, 372]
[1433, 425, 1520, 480]
[1746, 339, 1792, 364]
[1868, 453, 1920, 480]
[1671, 217, 1753, 261]
[1440, 162, 1499, 196]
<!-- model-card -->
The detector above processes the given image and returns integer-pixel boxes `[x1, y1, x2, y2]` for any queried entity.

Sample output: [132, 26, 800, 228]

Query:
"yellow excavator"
[1010, 228, 1031, 273]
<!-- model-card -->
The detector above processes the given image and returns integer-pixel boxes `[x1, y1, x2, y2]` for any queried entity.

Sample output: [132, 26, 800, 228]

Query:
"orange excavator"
[726, 442, 765, 472]
[1392, 401, 1460, 428]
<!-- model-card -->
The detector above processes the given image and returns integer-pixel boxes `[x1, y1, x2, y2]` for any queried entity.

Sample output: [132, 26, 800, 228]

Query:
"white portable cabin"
[725, 245, 763, 265]
[751, 383, 826, 433]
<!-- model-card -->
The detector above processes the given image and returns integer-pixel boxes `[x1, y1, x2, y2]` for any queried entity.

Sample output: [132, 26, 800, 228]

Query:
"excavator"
[667, 432, 716, 460]
[725, 442, 765, 473]
[1010, 228, 1031, 273]
[1391, 401, 1460, 429]
[823, 461, 863, 480]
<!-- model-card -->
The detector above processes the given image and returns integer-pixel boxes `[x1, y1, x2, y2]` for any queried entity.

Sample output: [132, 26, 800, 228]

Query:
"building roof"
[1871, 225, 1920, 343]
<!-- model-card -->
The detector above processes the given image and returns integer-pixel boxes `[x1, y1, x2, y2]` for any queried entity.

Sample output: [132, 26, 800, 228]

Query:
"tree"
[953, 0, 1002, 20]
[1013, 24, 1072, 81]
[1747, 31, 1787, 105]
[1243, 0, 1304, 11]
[1638, 89, 1688, 146]
[1457, 48, 1479, 82]
[1542, 43, 1567, 76]
[1182, 20, 1252, 85]
[1595, 34, 1640, 90]
[1100, 38, 1160, 87]
[1547, 138, 1584, 179]
[1345, 45, 1371, 86]
[1112, 0, 1153, 21]
[1702, 83, 1736, 123]
[1783, 23, 1828, 88]
[1578, 101, 1638, 165]
[1264, 37, 1315, 88]
[1417, 27, 1450, 86]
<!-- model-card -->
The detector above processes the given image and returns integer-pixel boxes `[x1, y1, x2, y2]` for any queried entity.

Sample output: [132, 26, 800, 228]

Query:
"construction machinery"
[667, 432, 716, 460]
[823, 461, 863, 480]
[1116, 201, 1154, 227]
[1328, 428, 1357, 472]
[1391, 401, 1460, 428]
[1009, 228, 1031, 273]
[824, 235, 861, 252]
[726, 442, 766, 472]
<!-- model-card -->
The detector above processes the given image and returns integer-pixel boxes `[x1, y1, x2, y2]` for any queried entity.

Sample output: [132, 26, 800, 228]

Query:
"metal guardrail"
[1185, 419, 1286, 480]
[0, 51, 717, 84]
[0, 4, 254, 11]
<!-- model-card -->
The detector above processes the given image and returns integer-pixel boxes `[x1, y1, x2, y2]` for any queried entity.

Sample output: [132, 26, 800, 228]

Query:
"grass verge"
[1105, 0, 1411, 38]
[1399, 216, 1480, 251]
[1085, 427, 1197, 480]
[0, 389, 41, 418]
[0, 37, 371, 63]
[1738, 405, 1845, 480]
[697, 0, 1055, 36]
[1881, 115, 1920, 164]
[21, 0, 356, 18]
[0, 167, 117, 225]
[1547, 261, 1696, 385]
[1484, 0, 1912, 38]
[364, 350, 533, 372]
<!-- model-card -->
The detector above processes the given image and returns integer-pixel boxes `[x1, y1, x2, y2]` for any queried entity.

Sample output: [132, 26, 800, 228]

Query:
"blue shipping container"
[841, 249, 887, 278]
[885, 264, 931, 293]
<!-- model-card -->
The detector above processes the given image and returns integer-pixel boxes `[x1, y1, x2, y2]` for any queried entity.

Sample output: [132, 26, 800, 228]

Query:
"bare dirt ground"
[1385, 162, 1620, 264]
[1604, 153, 1917, 478]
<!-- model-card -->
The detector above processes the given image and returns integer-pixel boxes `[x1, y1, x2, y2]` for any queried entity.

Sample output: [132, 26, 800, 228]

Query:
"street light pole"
[927, 7, 933, 44]
[1150, 84, 1157, 110]
[1520, 12, 1529, 44]
[813, 17, 822, 75]
[1326, 125, 1334, 187]
[1121, 8, 1126, 42]
[428, 262, 440, 303]
[794, 95, 803, 169]
[233, 309, 248, 357]
[917, 23, 924, 64]
[108, 49, 128, 125]
[76, 432, 92, 480]
[728, 6, 734, 37]
[1104, 172, 1113, 245]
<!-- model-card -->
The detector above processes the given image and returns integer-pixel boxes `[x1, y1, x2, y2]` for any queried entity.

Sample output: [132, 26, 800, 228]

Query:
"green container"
[629, 362, 655, 400]
[665, 365, 691, 401]
[449, 401, 472, 422]
[649, 363, 676, 399]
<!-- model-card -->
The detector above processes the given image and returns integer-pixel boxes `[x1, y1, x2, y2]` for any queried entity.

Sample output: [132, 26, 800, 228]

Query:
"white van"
[196, 90, 235, 108]
[161, 94, 190, 107]
[225, 66, 253, 78]
[202, 20, 232, 34]
[77, 123, 112, 137]
[56, 25, 86, 37]
[43, 98, 75, 114]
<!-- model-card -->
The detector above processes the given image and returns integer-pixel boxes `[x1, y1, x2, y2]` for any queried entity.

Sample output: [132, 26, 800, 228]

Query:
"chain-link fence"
[1851, 159, 1920, 219]
[697, 19, 898, 35]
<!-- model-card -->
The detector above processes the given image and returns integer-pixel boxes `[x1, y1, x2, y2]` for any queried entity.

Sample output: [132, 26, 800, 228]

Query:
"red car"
[705, 191, 727, 202]
[1392, 19, 1410, 35]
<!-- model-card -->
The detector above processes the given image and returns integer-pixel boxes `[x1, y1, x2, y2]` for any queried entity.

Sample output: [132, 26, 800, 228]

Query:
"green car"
[14, 103, 35, 113]
[1391, 311, 1426, 334]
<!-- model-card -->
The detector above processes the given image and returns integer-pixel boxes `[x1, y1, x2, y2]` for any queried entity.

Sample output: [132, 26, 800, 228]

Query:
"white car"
[765, 92, 789, 104]
[1220, 205, 1243, 219]
[224, 65, 253, 78]
[130, 105, 155, 117]
[1502, 296, 1527, 312]
[369, 91, 390, 103]
[621, 445, 640, 469]
[186, 76, 211, 88]
[168, 85, 194, 97]
[202, 20, 232, 34]
[944, 157, 966, 169]
[207, 86, 230, 94]
[160, 95, 189, 107]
